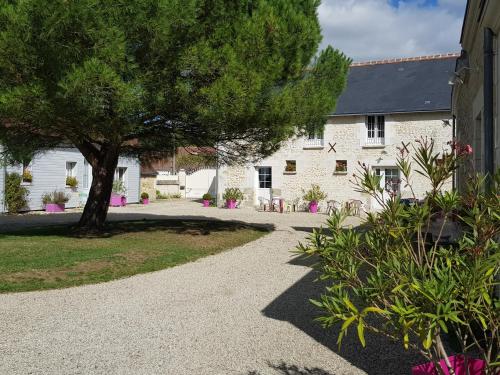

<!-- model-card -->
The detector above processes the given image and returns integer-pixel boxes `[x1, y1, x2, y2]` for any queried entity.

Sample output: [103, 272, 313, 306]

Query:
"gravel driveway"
[0, 201, 421, 374]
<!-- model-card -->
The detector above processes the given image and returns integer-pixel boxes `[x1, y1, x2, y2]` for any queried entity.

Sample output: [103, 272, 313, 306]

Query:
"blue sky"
[318, 0, 467, 61]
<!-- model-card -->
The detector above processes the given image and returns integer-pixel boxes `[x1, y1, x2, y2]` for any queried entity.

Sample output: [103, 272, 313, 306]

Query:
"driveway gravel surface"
[0, 201, 421, 374]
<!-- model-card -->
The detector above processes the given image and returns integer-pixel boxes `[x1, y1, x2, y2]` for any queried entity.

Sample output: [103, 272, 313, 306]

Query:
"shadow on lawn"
[0, 213, 274, 239]
[247, 361, 335, 375]
[262, 254, 424, 375]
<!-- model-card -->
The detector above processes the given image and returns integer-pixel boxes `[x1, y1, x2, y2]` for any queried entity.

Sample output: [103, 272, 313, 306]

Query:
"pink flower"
[464, 144, 473, 154]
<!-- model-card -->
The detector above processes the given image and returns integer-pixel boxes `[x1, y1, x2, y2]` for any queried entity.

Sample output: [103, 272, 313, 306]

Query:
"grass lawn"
[0, 220, 269, 293]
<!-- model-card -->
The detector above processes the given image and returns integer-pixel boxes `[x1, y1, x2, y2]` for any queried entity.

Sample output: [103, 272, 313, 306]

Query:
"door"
[372, 167, 400, 210]
[257, 167, 272, 202]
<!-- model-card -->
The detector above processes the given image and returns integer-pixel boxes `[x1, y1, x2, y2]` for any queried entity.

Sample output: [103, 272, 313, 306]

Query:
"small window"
[115, 167, 127, 182]
[335, 160, 347, 172]
[258, 167, 272, 188]
[366, 115, 385, 145]
[22, 160, 32, 183]
[66, 162, 77, 178]
[285, 160, 296, 173]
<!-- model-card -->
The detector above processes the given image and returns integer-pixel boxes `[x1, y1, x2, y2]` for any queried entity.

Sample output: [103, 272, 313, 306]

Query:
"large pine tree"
[0, 0, 350, 231]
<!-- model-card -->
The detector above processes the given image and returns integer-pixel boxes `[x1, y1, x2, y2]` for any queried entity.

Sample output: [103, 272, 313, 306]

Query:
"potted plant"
[111, 180, 127, 206]
[202, 193, 212, 207]
[42, 190, 70, 213]
[65, 176, 78, 189]
[22, 170, 33, 183]
[302, 184, 326, 213]
[222, 188, 243, 209]
[141, 192, 149, 205]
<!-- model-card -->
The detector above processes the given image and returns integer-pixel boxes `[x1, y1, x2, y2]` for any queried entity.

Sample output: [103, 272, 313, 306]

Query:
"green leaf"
[357, 320, 366, 347]
[423, 329, 433, 350]
[341, 316, 357, 332]
[343, 297, 358, 314]
[362, 306, 387, 315]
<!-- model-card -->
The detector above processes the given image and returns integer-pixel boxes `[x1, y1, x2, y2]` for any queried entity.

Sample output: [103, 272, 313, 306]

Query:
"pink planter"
[226, 199, 237, 209]
[142, 198, 149, 205]
[45, 203, 65, 213]
[203, 200, 210, 207]
[412, 355, 485, 375]
[110, 194, 127, 207]
[309, 201, 318, 213]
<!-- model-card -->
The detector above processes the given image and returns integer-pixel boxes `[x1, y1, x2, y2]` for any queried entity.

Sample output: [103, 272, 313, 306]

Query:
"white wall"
[185, 168, 216, 198]
[1, 147, 140, 211]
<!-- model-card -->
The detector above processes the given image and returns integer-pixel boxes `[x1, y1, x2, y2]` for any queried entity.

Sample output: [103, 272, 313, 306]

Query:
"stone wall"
[219, 112, 452, 210]
[140, 175, 157, 201]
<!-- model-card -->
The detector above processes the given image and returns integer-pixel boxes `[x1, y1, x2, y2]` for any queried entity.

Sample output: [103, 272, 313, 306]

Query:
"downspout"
[483, 27, 495, 190]
[452, 115, 457, 191]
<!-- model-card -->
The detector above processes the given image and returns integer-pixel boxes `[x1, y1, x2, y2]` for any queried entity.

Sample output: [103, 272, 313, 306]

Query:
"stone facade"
[218, 112, 452, 210]
[452, 0, 500, 191]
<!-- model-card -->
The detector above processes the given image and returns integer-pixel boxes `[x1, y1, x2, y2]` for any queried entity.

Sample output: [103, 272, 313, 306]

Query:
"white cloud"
[318, 0, 467, 61]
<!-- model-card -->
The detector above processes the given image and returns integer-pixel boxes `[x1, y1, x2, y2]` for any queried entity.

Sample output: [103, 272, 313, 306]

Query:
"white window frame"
[304, 127, 325, 149]
[258, 167, 272, 189]
[66, 161, 77, 178]
[366, 115, 385, 145]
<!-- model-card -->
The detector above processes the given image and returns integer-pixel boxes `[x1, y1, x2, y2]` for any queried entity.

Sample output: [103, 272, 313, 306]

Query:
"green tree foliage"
[5, 173, 29, 213]
[0, 0, 350, 230]
[299, 139, 499, 374]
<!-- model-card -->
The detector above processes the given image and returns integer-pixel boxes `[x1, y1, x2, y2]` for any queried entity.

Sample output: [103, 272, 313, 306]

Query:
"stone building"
[217, 55, 456, 211]
[451, 0, 500, 190]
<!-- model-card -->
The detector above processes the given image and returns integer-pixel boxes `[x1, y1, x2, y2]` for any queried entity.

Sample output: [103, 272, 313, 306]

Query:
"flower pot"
[110, 193, 126, 207]
[412, 355, 485, 375]
[309, 201, 318, 213]
[45, 203, 65, 213]
[226, 199, 237, 209]
[203, 200, 210, 207]
[142, 198, 149, 205]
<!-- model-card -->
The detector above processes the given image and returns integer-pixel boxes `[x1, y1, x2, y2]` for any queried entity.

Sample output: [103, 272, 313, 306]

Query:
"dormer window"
[366, 115, 385, 145]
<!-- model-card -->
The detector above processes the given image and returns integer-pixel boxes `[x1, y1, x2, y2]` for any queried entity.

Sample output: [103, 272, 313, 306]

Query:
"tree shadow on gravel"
[262, 255, 424, 375]
[248, 361, 335, 375]
[0, 213, 274, 239]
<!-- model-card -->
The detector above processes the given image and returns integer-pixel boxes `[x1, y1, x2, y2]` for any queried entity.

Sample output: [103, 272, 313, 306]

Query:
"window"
[304, 126, 324, 148]
[258, 167, 272, 188]
[115, 167, 127, 182]
[285, 160, 296, 173]
[66, 162, 77, 178]
[22, 160, 32, 183]
[335, 160, 347, 172]
[376, 168, 400, 194]
[366, 115, 385, 145]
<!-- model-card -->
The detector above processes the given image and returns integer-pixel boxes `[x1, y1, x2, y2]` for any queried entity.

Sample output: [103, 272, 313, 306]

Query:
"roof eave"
[330, 109, 452, 117]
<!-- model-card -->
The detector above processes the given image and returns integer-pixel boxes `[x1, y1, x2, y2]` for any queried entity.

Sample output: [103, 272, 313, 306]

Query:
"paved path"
[0, 201, 420, 374]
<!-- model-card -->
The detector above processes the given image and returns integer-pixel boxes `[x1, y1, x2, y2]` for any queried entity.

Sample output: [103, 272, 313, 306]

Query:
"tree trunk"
[77, 147, 120, 232]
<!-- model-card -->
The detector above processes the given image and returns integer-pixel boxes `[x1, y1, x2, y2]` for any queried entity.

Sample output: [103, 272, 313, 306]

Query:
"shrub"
[222, 188, 243, 201]
[42, 190, 70, 205]
[112, 180, 126, 194]
[141, 192, 149, 200]
[65, 176, 78, 188]
[302, 184, 326, 203]
[299, 138, 499, 374]
[202, 193, 212, 201]
[5, 173, 29, 213]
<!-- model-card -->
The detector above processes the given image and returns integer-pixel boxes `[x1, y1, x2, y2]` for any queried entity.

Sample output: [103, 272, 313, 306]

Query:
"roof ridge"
[350, 53, 460, 67]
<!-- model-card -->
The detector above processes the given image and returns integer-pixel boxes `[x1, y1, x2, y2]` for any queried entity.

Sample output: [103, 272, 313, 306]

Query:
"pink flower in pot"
[202, 193, 212, 207]
[222, 188, 243, 209]
[141, 193, 149, 205]
[303, 184, 326, 214]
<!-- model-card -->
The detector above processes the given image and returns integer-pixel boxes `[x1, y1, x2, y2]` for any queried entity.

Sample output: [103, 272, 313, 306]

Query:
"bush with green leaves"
[4, 173, 29, 213]
[42, 190, 70, 205]
[140, 192, 149, 200]
[302, 184, 327, 203]
[299, 138, 499, 374]
[202, 193, 213, 201]
[222, 188, 243, 201]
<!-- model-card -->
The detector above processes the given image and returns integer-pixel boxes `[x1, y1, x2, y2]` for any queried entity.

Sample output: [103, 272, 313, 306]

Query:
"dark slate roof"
[333, 55, 458, 116]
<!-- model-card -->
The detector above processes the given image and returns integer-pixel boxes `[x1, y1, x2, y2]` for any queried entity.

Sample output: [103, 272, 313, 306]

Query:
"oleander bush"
[299, 138, 499, 374]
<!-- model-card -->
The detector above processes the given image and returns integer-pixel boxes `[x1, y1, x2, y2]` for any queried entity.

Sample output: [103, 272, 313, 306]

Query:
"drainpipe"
[452, 115, 457, 191]
[483, 27, 495, 190]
